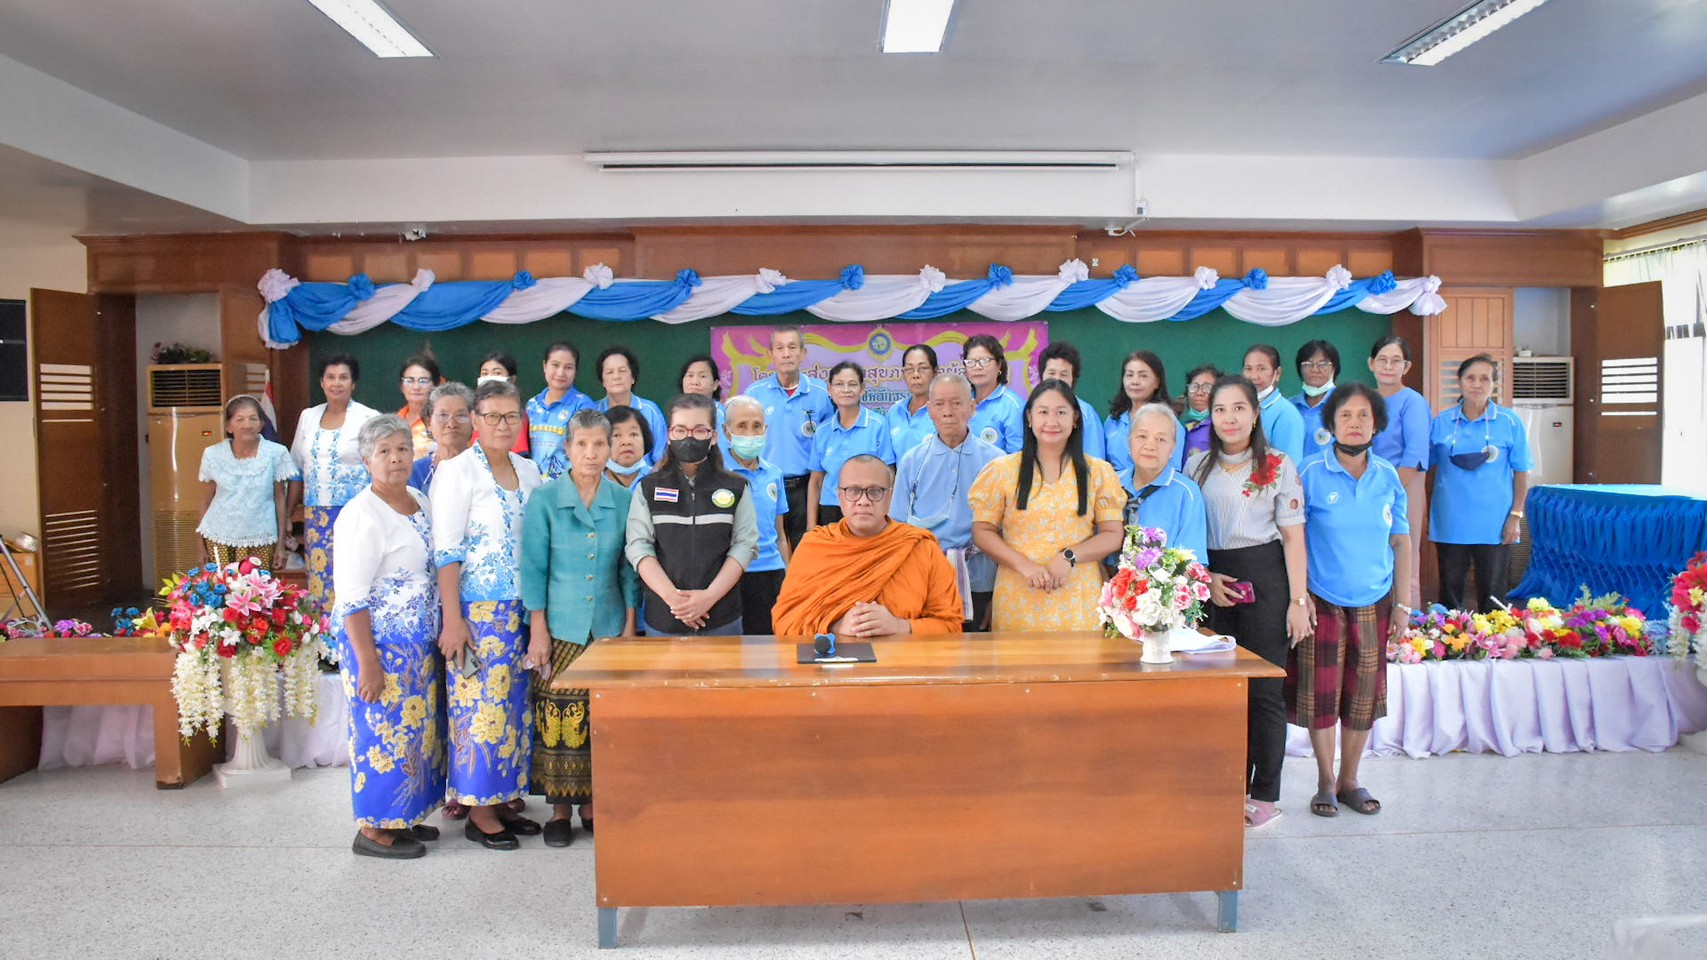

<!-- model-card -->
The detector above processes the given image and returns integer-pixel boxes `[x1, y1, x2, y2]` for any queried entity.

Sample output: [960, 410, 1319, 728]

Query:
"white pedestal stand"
[214, 721, 292, 787]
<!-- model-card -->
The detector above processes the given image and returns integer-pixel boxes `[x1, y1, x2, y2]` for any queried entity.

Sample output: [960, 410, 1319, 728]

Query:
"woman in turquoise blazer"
[519, 410, 640, 848]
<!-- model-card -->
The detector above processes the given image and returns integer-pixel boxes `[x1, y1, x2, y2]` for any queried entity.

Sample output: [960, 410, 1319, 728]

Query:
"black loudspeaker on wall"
[0, 300, 27, 402]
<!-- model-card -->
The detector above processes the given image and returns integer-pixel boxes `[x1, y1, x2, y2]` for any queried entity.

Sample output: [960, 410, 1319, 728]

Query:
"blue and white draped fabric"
[430, 445, 542, 603]
[257, 263, 1447, 347]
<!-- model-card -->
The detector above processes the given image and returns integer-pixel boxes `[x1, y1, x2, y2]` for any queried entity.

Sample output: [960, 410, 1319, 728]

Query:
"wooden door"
[1572, 283, 1663, 484]
[30, 290, 140, 610]
[1426, 287, 1512, 408]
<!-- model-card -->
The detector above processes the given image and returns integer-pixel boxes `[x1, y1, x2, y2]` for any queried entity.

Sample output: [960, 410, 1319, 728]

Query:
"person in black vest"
[624, 393, 759, 635]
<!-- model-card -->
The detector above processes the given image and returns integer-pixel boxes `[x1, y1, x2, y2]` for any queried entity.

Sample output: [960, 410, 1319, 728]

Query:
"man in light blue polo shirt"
[1244, 343, 1305, 464]
[891, 373, 1004, 630]
[1115, 403, 1209, 563]
[723, 395, 791, 635]
[887, 343, 939, 460]
[963, 333, 1025, 453]
[1290, 339, 1339, 462]
[1038, 341, 1108, 462]
[745, 325, 833, 549]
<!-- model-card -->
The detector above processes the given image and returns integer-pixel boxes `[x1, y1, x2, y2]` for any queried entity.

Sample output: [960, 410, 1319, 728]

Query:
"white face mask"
[1257, 384, 1277, 402]
[478, 375, 508, 386]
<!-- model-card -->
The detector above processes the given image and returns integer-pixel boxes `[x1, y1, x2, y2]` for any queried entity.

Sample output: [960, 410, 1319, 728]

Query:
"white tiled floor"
[3, 750, 1705, 959]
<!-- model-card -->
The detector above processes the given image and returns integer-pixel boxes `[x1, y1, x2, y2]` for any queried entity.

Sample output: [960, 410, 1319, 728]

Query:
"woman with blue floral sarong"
[334, 415, 446, 859]
[292, 354, 380, 623]
[432, 379, 544, 849]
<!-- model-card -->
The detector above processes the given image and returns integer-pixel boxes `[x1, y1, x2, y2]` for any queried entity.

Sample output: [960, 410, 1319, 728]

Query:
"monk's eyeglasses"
[839, 485, 890, 503]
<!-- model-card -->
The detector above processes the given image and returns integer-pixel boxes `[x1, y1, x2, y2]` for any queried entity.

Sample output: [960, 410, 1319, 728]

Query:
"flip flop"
[1310, 789, 1339, 818]
[1336, 787, 1381, 815]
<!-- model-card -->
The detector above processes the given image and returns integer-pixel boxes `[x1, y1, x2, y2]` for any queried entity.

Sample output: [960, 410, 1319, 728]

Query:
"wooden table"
[557, 631, 1284, 948]
[0, 636, 217, 789]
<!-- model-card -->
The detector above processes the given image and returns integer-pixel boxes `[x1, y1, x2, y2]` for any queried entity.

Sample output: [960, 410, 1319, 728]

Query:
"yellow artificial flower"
[485, 665, 512, 700]
[1620, 616, 1643, 636]
[1690, 586, 1706, 607]
[400, 696, 427, 728]
[1411, 637, 1429, 656]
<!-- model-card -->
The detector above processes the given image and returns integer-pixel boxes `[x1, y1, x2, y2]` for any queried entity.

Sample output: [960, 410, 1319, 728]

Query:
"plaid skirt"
[1285, 595, 1389, 732]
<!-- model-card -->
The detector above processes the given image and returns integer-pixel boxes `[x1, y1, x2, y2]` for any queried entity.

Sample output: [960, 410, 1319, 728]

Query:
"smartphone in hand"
[1226, 580, 1257, 605]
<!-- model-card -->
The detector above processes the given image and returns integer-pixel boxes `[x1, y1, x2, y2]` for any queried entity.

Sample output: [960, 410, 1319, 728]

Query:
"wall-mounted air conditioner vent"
[148, 364, 223, 411]
[1511, 356, 1573, 403]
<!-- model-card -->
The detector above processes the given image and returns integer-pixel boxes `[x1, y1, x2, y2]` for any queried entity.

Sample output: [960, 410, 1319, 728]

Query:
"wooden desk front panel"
[591, 676, 1248, 909]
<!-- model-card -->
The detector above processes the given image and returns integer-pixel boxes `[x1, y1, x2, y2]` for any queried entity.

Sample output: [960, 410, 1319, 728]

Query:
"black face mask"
[1335, 440, 1373, 457]
[1450, 450, 1493, 471]
[670, 437, 711, 464]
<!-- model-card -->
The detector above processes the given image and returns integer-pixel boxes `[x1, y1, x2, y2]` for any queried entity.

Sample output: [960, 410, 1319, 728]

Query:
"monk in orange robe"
[772, 455, 964, 636]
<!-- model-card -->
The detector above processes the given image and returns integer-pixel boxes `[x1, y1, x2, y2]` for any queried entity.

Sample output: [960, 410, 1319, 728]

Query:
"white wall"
[1513, 287, 1572, 358]
[0, 222, 86, 540]
[134, 293, 221, 577]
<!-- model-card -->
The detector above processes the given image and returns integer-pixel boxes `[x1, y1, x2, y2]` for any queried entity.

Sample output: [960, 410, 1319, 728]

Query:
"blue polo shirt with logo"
[1299, 450, 1410, 608]
[809, 408, 896, 505]
[727, 456, 788, 573]
[745, 374, 833, 479]
[1428, 401, 1533, 545]
[968, 386, 1025, 454]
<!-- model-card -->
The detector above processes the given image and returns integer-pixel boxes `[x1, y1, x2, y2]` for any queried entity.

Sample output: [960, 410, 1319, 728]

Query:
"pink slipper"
[1245, 800, 1282, 829]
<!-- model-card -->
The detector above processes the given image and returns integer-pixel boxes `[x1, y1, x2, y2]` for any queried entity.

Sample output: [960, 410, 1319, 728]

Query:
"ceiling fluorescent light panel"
[308, 0, 433, 58]
[1382, 0, 1551, 67]
[882, 0, 955, 54]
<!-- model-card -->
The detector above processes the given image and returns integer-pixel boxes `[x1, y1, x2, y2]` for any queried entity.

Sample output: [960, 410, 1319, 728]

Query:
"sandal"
[1244, 800, 1282, 829]
[441, 801, 469, 821]
[1310, 789, 1339, 818]
[1336, 787, 1381, 815]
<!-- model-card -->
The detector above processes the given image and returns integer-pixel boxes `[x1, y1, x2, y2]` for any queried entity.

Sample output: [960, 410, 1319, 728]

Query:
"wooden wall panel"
[1409, 230, 1602, 287]
[83, 234, 288, 294]
[631, 226, 1076, 279]
[1427, 287, 1511, 409]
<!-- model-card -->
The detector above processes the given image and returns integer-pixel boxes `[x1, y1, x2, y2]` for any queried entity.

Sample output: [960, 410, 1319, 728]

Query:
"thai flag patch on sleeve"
[654, 487, 679, 503]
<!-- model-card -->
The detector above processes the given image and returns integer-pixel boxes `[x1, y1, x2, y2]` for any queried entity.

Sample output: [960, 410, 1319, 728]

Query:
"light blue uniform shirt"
[886, 396, 936, 462]
[1372, 387, 1431, 471]
[1259, 387, 1306, 465]
[968, 386, 1025, 453]
[596, 394, 669, 464]
[727, 456, 789, 573]
[527, 386, 595, 480]
[746, 374, 834, 478]
[1291, 389, 1336, 461]
[1428, 402, 1533, 545]
[1103, 410, 1186, 475]
[891, 433, 1005, 591]
[1116, 464, 1209, 564]
[1074, 398, 1107, 461]
[1299, 451, 1410, 608]
[809, 408, 896, 505]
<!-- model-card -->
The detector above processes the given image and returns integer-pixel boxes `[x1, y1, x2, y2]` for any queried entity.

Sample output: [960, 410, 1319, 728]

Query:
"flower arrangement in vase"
[162, 558, 329, 746]
[1096, 526, 1213, 664]
[1665, 552, 1707, 667]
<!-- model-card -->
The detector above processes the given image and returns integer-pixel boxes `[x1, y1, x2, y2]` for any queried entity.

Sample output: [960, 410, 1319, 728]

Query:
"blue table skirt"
[1511, 485, 1707, 616]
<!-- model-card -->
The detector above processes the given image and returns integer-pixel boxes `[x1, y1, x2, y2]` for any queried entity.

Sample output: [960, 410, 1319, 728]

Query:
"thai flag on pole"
[258, 367, 281, 443]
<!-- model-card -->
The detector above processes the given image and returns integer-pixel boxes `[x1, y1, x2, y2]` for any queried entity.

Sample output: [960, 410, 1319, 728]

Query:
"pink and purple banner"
[711, 321, 1051, 412]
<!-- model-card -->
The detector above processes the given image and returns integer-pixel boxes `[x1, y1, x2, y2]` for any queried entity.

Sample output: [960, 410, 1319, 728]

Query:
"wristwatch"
[1293, 596, 1308, 607]
[1062, 548, 1078, 569]
[1508, 510, 1525, 519]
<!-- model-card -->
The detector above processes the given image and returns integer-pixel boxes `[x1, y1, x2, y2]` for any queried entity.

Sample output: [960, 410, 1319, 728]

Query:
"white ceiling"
[1, 0, 1705, 163]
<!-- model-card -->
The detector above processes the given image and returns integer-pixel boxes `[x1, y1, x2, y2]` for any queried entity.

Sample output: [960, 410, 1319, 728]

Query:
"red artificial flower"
[222, 608, 241, 624]
[272, 608, 289, 625]
[273, 637, 293, 658]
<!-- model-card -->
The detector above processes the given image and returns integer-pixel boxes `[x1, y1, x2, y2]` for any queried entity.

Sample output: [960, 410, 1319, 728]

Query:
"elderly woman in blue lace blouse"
[334, 415, 446, 860]
[291, 354, 381, 617]
[432, 379, 544, 849]
[198, 395, 298, 569]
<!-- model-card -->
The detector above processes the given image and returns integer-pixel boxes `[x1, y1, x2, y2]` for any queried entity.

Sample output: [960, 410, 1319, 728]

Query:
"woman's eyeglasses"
[667, 426, 715, 440]
[963, 357, 997, 369]
[431, 412, 472, 425]
[479, 412, 523, 427]
[401, 376, 435, 387]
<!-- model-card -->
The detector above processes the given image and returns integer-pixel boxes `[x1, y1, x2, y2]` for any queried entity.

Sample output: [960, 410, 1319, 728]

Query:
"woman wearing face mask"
[1104, 350, 1183, 473]
[723, 395, 792, 635]
[397, 355, 442, 460]
[1188, 375, 1310, 830]
[197, 395, 298, 570]
[625, 394, 759, 636]
[291, 354, 381, 619]
[807, 361, 895, 530]
[1180, 364, 1221, 459]
[595, 345, 668, 463]
[477, 352, 529, 456]
[601, 405, 654, 489]
[1290, 340, 1339, 461]
[409, 382, 474, 496]
[1368, 336, 1430, 609]
[519, 409, 640, 847]
[1429, 355, 1532, 613]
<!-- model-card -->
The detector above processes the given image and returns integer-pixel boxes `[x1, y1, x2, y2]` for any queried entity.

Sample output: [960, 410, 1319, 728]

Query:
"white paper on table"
[1167, 628, 1237, 654]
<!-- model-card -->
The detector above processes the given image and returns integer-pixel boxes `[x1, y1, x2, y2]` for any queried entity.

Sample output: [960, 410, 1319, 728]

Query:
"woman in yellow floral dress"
[970, 380, 1126, 631]
[432, 380, 544, 849]
[333, 415, 445, 859]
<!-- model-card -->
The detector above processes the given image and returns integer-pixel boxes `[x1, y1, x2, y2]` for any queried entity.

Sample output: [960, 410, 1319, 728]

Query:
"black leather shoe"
[579, 814, 594, 835]
[464, 820, 519, 850]
[542, 818, 575, 848]
[409, 823, 440, 841]
[353, 831, 426, 859]
[498, 812, 542, 836]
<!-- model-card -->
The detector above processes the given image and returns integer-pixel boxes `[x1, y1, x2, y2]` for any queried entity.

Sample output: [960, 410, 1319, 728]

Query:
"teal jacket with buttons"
[519, 475, 640, 644]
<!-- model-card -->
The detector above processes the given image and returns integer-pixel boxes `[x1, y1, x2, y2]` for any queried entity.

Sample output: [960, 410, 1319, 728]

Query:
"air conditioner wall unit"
[1511, 355, 1573, 403]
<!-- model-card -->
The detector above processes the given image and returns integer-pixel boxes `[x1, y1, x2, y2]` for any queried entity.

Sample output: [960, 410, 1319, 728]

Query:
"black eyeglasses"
[838, 485, 890, 503]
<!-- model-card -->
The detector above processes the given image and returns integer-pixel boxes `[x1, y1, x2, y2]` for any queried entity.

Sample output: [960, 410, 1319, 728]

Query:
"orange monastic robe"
[771, 520, 964, 636]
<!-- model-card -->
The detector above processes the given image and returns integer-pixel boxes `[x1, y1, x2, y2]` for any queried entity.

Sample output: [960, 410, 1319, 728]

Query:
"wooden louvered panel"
[42, 509, 102, 594]
[152, 511, 202, 583]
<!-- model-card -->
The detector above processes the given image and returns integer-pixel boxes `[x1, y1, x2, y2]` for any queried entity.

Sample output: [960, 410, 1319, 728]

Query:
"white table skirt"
[37, 673, 350, 771]
[33, 658, 1707, 771]
[1285, 656, 1707, 759]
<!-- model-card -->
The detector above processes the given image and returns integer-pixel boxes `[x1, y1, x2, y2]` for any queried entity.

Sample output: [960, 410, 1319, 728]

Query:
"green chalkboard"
[309, 307, 1391, 419]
